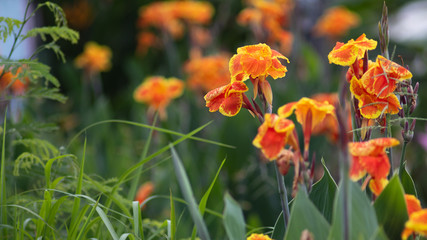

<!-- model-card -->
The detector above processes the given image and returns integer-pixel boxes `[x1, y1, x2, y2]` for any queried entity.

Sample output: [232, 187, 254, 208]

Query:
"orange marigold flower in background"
[136, 31, 158, 55]
[253, 113, 296, 160]
[247, 233, 273, 240]
[350, 76, 401, 119]
[348, 137, 399, 182]
[204, 81, 248, 117]
[328, 33, 377, 66]
[402, 209, 427, 240]
[361, 55, 413, 98]
[405, 194, 422, 217]
[313, 6, 360, 38]
[75, 42, 112, 74]
[0, 66, 29, 95]
[135, 182, 154, 206]
[134, 76, 184, 119]
[184, 54, 230, 92]
[173, 1, 214, 25]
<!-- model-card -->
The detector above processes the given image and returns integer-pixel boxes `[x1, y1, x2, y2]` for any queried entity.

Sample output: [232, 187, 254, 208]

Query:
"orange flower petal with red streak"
[360, 155, 389, 179]
[253, 114, 295, 160]
[369, 178, 388, 196]
[328, 34, 377, 66]
[205, 84, 228, 112]
[204, 81, 248, 117]
[349, 156, 366, 181]
[402, 209, 427, 239]
[405, 194, 422, 217]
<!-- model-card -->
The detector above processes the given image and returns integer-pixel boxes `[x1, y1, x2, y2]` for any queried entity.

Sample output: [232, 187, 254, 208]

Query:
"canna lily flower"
[313, 6, 360, 38]
[252, 113, 296, 160]
[135, 182, 154, 206]
[247, 233, 273, 240]
[184, 54, 231, 92]
[134, 76, 184, 119]
[328, 33, 377, 66]
[405, 194, 422, 217]
[75, 42, 112, 75]
[204, 81, 248, 117]
[402, 209, 427, 239]
[346, 58, 374, 82]
[350, 76, 401, 119]
[229, 43, 289, 104]
[310, 93, 344, 142]
[361, 55, 412, 98]
[348, 138, 399, 195]
[0, 66, 29, 95]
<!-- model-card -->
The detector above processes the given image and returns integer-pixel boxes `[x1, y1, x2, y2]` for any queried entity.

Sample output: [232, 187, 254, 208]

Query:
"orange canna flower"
[402, 209, 427, 239]
[135, 182, 154, 206]
[204, 81, 248, 117]
[346, 58, 374, 82]
[134, 76, 184, 119]
[348, 137, 399, 183]
[229, 43, 289, 104]
[0, 66, 29, 95]
[310, 93, 344, 142]
[350, 76, 401, 119]
[313, 6, 360, 38]
[247, 233, 273, 240]
[405, 194, 422, 217]
[328, 33, 377, 66]
[278, 97, 336, 135]
[75, 42, 112, 74]
[369, 178, 388, 196]
[252, 113, 296, 160]
[361, 55, 412, 98]
[184, 54, 231, 92]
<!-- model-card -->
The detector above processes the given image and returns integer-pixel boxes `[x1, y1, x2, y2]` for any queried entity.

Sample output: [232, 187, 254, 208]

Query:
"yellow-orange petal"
[247, 233, 273, 240]
[278, 101, 297, 118]
[228, 81, 249, 95]
[359, 154, 390, 179]
[229, 53, 245, 80]
[271, 49, 290, 63]
[328, 42, 359, 66]
[259, 80, 273, 105]
[167, 77, 185, 98]
[349, 156, 367, 181]
[204, 84, 229, 112]
[402, 209, 427, 239]
[405, 194, 422, 217]
[240, 53, 271, 78]
[369, 178, 388, 196]
[219, 92, 244, 117]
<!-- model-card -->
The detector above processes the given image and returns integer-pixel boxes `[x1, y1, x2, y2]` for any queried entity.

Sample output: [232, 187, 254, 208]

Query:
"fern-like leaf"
[13, 152, 42, 176]
[13, 138, 60, 161]
[22, 26, 79, 44]
[0, 17, 22, 42]
[38, 2, 68, 27]
[25, 87, 67, 103]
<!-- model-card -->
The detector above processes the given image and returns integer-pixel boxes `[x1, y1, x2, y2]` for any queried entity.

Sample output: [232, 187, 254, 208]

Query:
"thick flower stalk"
[134, 76, 184, 120]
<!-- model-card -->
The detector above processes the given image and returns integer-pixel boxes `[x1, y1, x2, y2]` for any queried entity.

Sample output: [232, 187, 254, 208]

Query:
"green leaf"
[38, 2, 68, 26]
[96, 206, 119, 240]
[25, 87, 67, 103]
[400, 164, 417, 196]
[170, 191, 176, 240]
[285, 188, 330, 240]
[271, 211, 285, 240]
[369, 227, 389, 240]
[170, 145, 211, 240]
[328, 180, 379, 240]
[309, 158, 337, 223]
[374, 175, 408, 240]
[23, 26, 78, 44]
[223, 193, 245, 240]
[0, 17, 22, 42]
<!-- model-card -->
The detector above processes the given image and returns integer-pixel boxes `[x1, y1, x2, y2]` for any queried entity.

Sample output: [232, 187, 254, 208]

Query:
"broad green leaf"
[374, 175, 408, 240]
[271, 211, 285, 240]
[369, 227, 389, 240]
[223, 193, 245, 240]
[170, 145, 211, 240]
[400, 164, 417, 196]
[328, 180, 378, 240]
[309, 158, 337, 223]
[285, 188, 330, 240]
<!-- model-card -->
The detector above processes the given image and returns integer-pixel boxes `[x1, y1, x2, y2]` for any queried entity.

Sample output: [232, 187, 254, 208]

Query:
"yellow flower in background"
[313, 6, 360, 38]
[134, 76, 184, 119]
[247, 233, 273, 240]
[75, 42, 112, 74]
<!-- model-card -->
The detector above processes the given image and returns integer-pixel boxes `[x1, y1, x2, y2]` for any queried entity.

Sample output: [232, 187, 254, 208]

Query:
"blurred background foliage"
[2, 0, 427, 237]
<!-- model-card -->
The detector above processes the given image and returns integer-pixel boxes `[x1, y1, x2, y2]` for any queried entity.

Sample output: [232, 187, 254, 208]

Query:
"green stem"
[398, 141, 408, 178]
[385, 114, 393, 175]
[274, 164, 289, 229]
[7, 0, 32, 60]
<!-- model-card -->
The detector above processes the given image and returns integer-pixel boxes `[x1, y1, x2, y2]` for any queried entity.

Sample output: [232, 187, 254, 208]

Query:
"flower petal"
[219, 91, 243, 116]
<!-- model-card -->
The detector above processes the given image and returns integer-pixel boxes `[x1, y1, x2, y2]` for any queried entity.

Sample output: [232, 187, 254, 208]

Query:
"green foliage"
[285, 188, 330, 240]
[309, 158, 337, 223]
[223, 193, 246, 240]
[374, 175, 408, 240]
[0, 17, 22, 42]
[37, 2, 68, 27]
[400, 164, 418, 196]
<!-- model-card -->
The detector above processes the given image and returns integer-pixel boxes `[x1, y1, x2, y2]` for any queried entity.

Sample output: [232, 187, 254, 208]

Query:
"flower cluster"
[237, 0, 293, 54]
[75, 42, 112, 75]
[313, 6, 360, 39]
[205, 43, 289, 117]
[402, 194, 427, 239]
[134, 76, 184, 120]
[0, 66, 28, 96]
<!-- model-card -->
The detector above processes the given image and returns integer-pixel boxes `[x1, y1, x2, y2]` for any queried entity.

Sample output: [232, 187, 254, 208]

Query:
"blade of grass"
[67, 119, 234, 149]
[170, 190, 176, 240]
[76, 198, 100, 240]
[96, 206, 119, 240]
[1, 109, 8, 236]
[170, 144, 210, 240]
[44, 154, 75, 189]
[69, 136, 87, 240]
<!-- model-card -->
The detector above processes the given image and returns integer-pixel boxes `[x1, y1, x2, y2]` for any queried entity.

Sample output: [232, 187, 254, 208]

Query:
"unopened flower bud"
[404, 120, 409, 133]
[408, 85, 414, 94]
[410, 119, 416, 131]
[409, 104, 416, 115]
[403, 130, 414, 143]
[398, 108, 405, 118]
[414, 82, 419, 95]
[400, 94, 407, 105]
